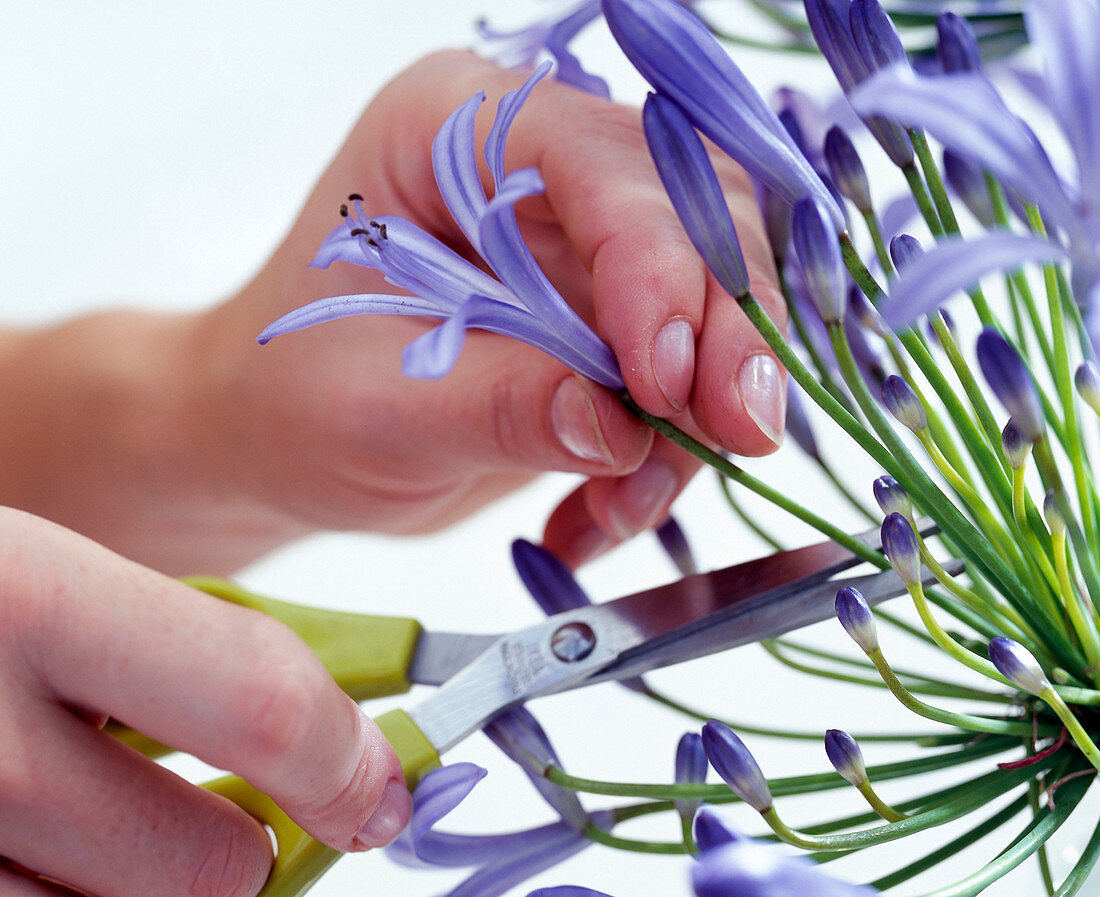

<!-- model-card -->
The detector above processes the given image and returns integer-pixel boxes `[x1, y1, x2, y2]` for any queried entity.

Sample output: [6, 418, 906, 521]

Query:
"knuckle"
[487, 372, 534, 467]
[188, 809, 268, 897]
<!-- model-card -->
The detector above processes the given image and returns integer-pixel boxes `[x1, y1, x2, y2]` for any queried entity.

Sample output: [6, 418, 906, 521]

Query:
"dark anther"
[347, 193, 364, 202]
[369, 220, 388, 239]
[338, 203, 349, 217]
[349, 228, 368, 236]
[366, 237, 379, 247]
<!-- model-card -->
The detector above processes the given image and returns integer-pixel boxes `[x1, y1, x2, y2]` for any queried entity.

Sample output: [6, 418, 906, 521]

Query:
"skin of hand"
[0, 50, 785, 577]
[0, 506, 411, 897]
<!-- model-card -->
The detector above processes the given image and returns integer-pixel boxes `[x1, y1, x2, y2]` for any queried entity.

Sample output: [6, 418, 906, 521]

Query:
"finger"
[543, 435, 703, 567]
[0, 862, 88, 897]
[0, 697, 270, 897]
[8, 510, 410, 855]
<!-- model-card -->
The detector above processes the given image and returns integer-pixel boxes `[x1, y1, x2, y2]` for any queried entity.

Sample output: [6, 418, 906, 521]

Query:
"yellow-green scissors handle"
[110, 578, 443, 897]
[205, 709, 439, 897]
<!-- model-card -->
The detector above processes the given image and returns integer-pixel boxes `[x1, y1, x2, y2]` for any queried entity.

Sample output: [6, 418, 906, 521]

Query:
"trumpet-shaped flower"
[602, 0, 844, 229]
[387, 762, 612, 897]
[476, 1, 610, 98]
[258, 63, 624, 390]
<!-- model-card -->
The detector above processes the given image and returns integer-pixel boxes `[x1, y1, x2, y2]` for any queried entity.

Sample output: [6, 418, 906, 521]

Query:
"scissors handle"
[110, 576, 425, 758]
[204, 708, 439, 897]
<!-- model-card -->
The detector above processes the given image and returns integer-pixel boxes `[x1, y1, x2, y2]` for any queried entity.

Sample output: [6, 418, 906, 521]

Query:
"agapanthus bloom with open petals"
[258, 62, 624, 390]
[849, 0, 1100, 341]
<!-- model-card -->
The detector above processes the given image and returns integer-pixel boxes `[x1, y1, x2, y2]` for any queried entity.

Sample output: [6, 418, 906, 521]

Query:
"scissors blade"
[406, 525, 943, 753]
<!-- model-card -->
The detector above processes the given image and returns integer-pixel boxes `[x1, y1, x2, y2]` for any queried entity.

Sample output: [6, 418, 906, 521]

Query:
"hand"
[198, 50, 786, 567]
[0, 507, 410, 897]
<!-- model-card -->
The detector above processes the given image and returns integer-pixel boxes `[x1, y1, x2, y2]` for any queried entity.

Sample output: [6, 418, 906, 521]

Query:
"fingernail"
[605, 458, 680, 540]
[551, 376, 615, 465]
[653, 318, 695, 411]
[738, 353, 785, 448]
[355, 778, 411, 849]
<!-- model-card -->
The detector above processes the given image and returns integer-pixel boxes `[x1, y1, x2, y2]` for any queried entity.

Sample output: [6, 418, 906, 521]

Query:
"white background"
[0, 2, 1090, 895]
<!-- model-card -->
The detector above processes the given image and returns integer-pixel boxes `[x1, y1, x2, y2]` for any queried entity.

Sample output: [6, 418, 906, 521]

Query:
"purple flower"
[881, 512, 921, 587]
[656, 516, 698, 576]
[692, 826, 879, 896]
[881, 374, 927, 433]
[692, 805, 744, 854]
[602, 0, 844, 229]
[802, 0, 914, 167]
[824, 729, 868, 787]
[791, 197, 846, 323]
[528, 889, 615, 897]
[1001, 419, 1031, 468]
[1076, 361, 1100, 416]
[642, 92, 751, 298]
[387, 763, 612, 897]
[876, 233, 1066, 329]
[976, 329, 1045, 441]
[835, 585, 879, 653]
[477, 2, 610, 98]
[888, 233, 923, 272]
[942, 149, 997, 227]
[989, 636, 1051, 696]
[700, 721, 772, 812]
[824, 126, 871, 214]
[674, 731, 708, 822]
[258, 63, 624, 390]
[935, 12, 983, 73]
[484, 706, 589, 830]
[872, 475, 911, 519]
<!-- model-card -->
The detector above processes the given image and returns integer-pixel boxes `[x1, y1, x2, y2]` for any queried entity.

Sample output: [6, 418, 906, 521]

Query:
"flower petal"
[879, 232, 1067, 328]
[486, 62, 553, 188]
[256, 293, 447, 344]
[434, 92, 491, 254]
[401, 305, 474, 380]
[386, 762, 489, 868]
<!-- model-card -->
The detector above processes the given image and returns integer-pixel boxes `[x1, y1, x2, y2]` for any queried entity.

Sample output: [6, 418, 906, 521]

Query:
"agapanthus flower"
[700, 721, 772, 813]
[935, 11, 983, 74]
[258, 62, 624, 390]
[836, 585, 880, 654]
[602, 0, 844, 229]
[988, 636, 1052, 696]
[690, 807, 879, 897]
[850, 0, 1100, 340]
[674, 731, 708, 823]
[791, 197, 846, 323]
[476, 1, 610, 98]
[824, 729, 869, 787]
[387, 762, 613, 897]
[976, 328, 1045, 441]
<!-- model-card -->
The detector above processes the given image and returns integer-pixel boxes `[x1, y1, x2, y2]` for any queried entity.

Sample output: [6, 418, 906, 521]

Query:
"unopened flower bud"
[872, 475, 911, 519]
[889, 234, 923, 272]
[674, 731, 708, 822]
[511, 539, 591, 616]
[792, 197, 846, 324]
[989, 637, 1051, 696]
[1075, 361, 1100, 416]
[692, 806, 745, 853]
[1001, 419, 1032, 469]
[656, 516, 697, 577]
[835, 586, 879, 653]
[882, 375, 928, 433]
[977, 329, 1045, 441]
[824, 126, 871, 214]
[824, 730, 867, 787]
[1043, 489, 1065, 537]
[943, 150, 996, 227]
[936, 12, 982, 73]
[881, 512, 921, 587]
[701, 721, 772, 812]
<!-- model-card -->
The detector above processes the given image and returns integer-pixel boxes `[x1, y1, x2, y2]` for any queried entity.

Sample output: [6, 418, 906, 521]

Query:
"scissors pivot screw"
[550, 621, 597, 663]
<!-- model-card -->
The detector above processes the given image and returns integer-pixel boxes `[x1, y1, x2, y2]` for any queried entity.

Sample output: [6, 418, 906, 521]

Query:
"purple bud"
[674, 731, 708, 821]
[881, 375, 927, 433]
[850, 0, 907, 72]
[1076, 361, 1100, 416]
[1001, 419, 1032, 468]
[835, 586, 879, 653]
[943, 150, 996, 227]
[701, 721, 772, 812]
[656, 516, 697, 577]
[849, 287, 889, 337]
[693, 806, 746, 853]
[824, 729, 868, 787]
[989, 636, 1051, 695]
[1043, 489, 1065, 537]
[872, 475, 911, 518]
[511, 539, 591, 616]
[792, 197, 846, 324]
[824, 126, 871, 214]
[976, 329, 1045, 441]
[881, 512, 921, 587]
[936, 12, 982, 74]
[889, 233, 923, 272]
[643, 92, 750, 298]
[605, 0, 844, 229]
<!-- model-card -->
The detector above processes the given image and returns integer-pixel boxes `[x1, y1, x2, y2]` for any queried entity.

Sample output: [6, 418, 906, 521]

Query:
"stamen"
[339, 203, 349, 218]
[347, 193, 364, 202]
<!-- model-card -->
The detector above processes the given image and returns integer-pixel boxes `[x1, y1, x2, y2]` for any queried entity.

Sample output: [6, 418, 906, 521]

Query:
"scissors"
[109, 521, 947, 897]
